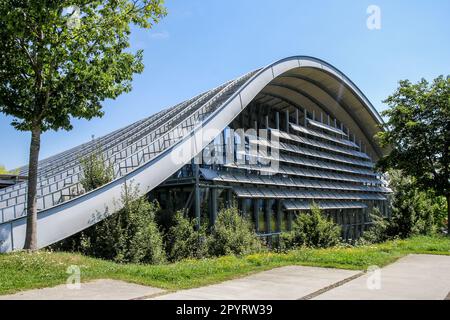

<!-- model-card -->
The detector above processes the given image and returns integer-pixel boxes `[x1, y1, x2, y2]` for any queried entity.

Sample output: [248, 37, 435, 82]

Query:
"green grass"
[1, 235, 449, 295]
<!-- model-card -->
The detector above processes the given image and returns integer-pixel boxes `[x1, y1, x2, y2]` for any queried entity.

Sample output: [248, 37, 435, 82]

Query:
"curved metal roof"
[0, 56, 385, 252]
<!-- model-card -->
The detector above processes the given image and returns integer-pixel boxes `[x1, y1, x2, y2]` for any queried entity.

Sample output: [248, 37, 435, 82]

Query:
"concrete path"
[152, 266, 360, 300]
[0, 279, 165, 300]
[314, 254, 450, 300]
[1, 254, 449, 300]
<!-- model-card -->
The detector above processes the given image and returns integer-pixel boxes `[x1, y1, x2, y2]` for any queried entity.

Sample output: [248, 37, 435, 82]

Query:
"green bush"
[53, 183, 166, 264]
[165, 211, 208, 262]
[51, 148, 114, 253]
[79, 147, 113, 192]
[360, 170, 447, 243]
[361, 208, 392, 244]
[387, 170, 446, 238]
[207, 207, 263, 256]
[279, 204, 341, 249]
[87, 184, 166, 264]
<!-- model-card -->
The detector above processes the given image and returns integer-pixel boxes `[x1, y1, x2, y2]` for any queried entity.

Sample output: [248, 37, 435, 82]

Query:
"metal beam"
[253, 198, 260, 232]
[194, 164, 201, 230]
[278, 75, 382, 157]
[210, 188, 218, 226]
[264, 199, 271, 233]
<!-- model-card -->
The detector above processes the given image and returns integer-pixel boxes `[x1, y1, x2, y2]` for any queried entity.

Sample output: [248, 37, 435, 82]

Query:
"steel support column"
[194, 164, 201, 230]
[226, 189, 233, 208]
[253, 198, 260, 232]
[264, 199, 271, 233]
[210, 187, 218, 226]
[285, 110, 289, 133]
[275, 112, 280, 130]
[288, 211, 293, 231]
[276, 199, 282, 232]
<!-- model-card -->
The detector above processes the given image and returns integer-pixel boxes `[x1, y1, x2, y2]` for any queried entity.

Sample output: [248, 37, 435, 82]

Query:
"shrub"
[165, 211, 208, 262]
[51, 148, 114, 252]
[86, 183, 166, 264]
[279, 204, 341, 249]
[79, 147, 113, 192]
[52, 183, 166, 264]
[387, 170, 446, 237]
[94, 185, 166, 264]
[207, 207, 263, 256]
[361, 208, 392, 244]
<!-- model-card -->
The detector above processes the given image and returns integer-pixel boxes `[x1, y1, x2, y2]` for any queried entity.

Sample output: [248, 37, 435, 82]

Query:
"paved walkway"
[153, 254, 450, 300]
[153, 266, 360, 300]
[0, 279, 165, 300]
[314, 254, 450, 300]
[1, 254, 449, 300]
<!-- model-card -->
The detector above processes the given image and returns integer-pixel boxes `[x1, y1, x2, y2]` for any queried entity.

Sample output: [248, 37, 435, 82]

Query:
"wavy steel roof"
[0, 56, 385, 252]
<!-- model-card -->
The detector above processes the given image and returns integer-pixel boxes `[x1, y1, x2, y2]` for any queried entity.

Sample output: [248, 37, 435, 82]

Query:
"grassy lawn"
[0, 235, 449, 295]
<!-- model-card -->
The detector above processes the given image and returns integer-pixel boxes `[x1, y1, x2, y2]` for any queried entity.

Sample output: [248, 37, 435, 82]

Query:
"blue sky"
[1, 0, 449, 169]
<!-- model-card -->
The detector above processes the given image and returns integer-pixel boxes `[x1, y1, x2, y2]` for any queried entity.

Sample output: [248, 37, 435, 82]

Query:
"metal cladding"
[0, 56, 390, 252]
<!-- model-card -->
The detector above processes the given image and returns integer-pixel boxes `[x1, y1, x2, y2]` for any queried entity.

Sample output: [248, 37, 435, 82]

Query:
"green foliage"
[360, 171, 447, 243]
[361, 208, 392, 244]
[377, 75, 449, 231]
[89, 185, 166, 264]
[280, 204, 341, 249]
[79, 147, 114, 192]
[386, 170, 447, 238]
[0, 0, 166, 249]
[207, 207, 263, 257]
[0, 0, 166, 132]
[0, 165, 9, 174]
[52, 148, 113, 251]
[54, 183, 166, 264]
[0, 165, 19, 175]
[0, 165, 7, 174]
[165, 211, 208, 262]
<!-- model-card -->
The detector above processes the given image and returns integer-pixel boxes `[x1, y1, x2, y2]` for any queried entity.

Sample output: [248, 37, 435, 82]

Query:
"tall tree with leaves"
[0, 0, 166, 250]
[377, 76, 450, 233]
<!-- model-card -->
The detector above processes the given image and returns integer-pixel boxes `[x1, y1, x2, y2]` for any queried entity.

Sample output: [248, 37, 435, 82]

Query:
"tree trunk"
[23, 126, 41, 250]
[447, 194, 450, 237]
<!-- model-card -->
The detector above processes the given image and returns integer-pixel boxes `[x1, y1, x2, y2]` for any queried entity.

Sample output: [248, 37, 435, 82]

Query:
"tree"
[0, 1, 166, 250]
[377, 76, 450, 234]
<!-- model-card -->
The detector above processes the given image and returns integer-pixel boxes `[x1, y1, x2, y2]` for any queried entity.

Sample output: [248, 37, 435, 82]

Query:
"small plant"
[165, 211, 208, 262]
[79, 147, 114, 192]
[207, 207, 263, 256]
[280, 204, 341, 249]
